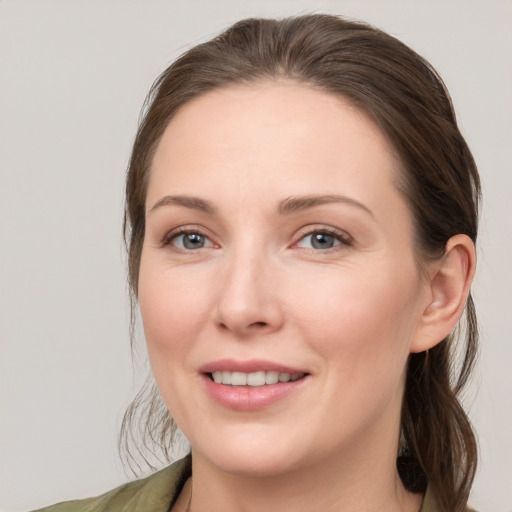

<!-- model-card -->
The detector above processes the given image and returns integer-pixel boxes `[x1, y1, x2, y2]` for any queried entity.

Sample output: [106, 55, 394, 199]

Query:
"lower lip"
[202, 374, 308, 411]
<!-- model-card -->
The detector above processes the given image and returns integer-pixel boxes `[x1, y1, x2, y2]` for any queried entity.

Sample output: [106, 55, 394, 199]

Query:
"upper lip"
[199, 359, 307, 375]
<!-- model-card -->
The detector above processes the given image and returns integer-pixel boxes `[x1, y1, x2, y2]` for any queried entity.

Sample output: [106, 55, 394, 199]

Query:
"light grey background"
[1, 1, 510, 511]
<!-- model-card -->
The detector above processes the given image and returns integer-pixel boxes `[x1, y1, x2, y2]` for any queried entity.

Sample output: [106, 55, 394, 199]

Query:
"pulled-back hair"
[121, 14, 480, 512]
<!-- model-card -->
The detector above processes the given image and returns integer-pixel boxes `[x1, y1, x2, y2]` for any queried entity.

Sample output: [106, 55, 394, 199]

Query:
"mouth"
[208, 370, 306, 387]
[200, 360, 310, 410]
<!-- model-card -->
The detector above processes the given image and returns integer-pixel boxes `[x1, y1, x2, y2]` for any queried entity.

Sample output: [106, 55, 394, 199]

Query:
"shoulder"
[30, 457, 191, 512]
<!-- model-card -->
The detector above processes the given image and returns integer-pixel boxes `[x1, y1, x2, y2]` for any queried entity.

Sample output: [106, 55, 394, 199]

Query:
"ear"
[411, 234, 476, 353]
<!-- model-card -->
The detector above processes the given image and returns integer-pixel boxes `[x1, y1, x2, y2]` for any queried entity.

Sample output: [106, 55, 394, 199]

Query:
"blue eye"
[296, 230, 349, 250]
[170, 232, 212, 250]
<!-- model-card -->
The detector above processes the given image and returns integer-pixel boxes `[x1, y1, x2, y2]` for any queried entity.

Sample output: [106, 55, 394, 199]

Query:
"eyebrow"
[149, 195, 217, 215]
[148, 193, 373, 217]
[278, 194, 374, 217]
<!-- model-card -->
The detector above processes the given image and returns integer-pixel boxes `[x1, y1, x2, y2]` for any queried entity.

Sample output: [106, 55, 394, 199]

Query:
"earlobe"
[411, 234, 476, 353]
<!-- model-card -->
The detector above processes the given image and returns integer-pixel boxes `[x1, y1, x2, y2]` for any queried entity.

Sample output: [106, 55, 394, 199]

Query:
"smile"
[210, 371, 305, 387]
[200, 360, 310, 410]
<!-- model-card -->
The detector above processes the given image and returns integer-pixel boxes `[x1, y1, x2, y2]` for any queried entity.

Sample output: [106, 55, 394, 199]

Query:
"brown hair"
[121, 14, 480, 511]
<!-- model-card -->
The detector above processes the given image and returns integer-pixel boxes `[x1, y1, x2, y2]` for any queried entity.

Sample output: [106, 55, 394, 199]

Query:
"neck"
[186, 432, 422, 512]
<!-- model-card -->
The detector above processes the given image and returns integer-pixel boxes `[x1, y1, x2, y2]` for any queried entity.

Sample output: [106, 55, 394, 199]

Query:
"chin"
[208, 451, 300, 478]
[191, 430, 306, 477]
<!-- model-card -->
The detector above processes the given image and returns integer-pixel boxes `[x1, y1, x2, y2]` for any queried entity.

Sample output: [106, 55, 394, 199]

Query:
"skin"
[138, 82, 474, 512]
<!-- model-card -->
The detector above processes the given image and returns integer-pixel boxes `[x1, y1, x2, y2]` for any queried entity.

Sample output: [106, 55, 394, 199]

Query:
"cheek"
[290, 262, 422, 430]
[138, 259, 213, 366]
[290, 260, 422, 365]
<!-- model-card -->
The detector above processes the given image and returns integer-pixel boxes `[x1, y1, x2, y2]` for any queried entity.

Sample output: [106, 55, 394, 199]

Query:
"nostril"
[249, 321, 268, 328]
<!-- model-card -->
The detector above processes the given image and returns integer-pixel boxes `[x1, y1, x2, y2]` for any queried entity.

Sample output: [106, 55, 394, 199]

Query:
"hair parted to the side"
[121, 14, 480, 512]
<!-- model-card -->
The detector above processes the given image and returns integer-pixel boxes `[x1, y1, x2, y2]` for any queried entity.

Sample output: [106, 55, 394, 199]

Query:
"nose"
[213, 249, 284, 338]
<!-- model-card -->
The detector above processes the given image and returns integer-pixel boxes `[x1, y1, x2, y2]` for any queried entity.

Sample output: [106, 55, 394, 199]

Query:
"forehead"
[148, 81, 405, 219]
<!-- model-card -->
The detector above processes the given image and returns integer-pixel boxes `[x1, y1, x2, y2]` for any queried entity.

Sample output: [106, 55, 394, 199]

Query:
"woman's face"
[139, 82, 432, 477]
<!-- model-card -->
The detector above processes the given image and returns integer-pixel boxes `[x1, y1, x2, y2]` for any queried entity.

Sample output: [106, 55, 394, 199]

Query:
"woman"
[34, 14, 480, 512]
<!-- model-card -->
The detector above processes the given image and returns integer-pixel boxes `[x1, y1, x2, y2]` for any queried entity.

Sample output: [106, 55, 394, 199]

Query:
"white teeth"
[247, 371, 266, 386]
[265, 371, 279, 385]
[211, 370, 304, 386]
[231, 372, 247, 386]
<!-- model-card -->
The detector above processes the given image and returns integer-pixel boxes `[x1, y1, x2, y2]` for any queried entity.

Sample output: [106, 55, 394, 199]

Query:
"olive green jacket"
[33, 456, 441, 512]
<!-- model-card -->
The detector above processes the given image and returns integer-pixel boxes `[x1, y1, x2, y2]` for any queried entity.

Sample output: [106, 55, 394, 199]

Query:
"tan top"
[32, 456, 442, 512]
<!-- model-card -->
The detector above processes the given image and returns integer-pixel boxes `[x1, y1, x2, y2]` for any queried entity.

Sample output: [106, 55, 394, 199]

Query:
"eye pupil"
[183, 233, 205, 249]
[311, 233, 335, 249]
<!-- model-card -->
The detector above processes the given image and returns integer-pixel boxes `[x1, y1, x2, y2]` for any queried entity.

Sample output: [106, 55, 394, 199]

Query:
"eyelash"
[293, 227, 353, 252]
[161, 226, 353, 252]
[161, 227, 212, 250]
